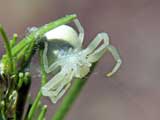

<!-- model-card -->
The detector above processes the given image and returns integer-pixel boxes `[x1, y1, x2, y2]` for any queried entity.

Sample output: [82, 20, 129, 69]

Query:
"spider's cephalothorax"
[41, 19, 122, 103]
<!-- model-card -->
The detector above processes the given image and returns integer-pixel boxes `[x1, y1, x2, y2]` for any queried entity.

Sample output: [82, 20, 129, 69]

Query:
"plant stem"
[39, 49, 47, 86]
[52, 63, 97, 120]
[16, 72, 31, 120]
[0, 25, 14, 73]
[27, 92, 42, 120]
[19, 40, 36, 71]
[10, 33, 18, 48]
[26, 49, 47, 120]
[37, 105, 47, 120]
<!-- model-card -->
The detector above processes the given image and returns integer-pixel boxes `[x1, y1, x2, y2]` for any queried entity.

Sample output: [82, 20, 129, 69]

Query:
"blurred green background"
[0, 0, 160, 120]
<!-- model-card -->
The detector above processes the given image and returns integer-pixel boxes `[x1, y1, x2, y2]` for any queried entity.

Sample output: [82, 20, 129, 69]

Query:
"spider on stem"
[41, 19, 122, 103]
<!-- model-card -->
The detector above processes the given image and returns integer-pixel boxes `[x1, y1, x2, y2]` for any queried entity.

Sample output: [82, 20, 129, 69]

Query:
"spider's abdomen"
[45, 25, 80, 48]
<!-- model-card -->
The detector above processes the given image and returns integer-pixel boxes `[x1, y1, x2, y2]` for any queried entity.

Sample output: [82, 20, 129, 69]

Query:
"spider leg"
[84, 32, 109, 60]
[43, 42, 60, 73]
[51, 69, 74, 97]
[41, 68, 74, 103]
[41, 71, 65, 96]
[47, 62, 60, 73]
[50, 83, 71, 103]
[74, 19, 84, 47]
[85, 32, 122, 77]
[51, 69, 74, 103]
[105, 45, 122, 77]
[43, 42, 49, 73]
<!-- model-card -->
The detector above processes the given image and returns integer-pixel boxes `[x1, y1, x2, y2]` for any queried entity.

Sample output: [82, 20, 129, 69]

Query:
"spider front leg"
[74, 19, 84, 47]
[105, 45, 122, 77]
[50, 69, 74, 97]
[43, 42, 50, 73]
[43, 42, 60, 73]
[84, 32, 110, 62]
[85, 32, 122, 77]
[51, 83, 71, 103]
[41, 67, 74, 103]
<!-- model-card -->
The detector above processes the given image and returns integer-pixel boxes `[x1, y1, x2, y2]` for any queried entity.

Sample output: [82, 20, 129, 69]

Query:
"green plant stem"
[0, 25, 14, 73]
[27, 92, 42, 120]
[26, 49, 47, 120]
[16, 72, 31, 120]
[52, 63, 97, 120]
[19, 40, 36, 71]
[37, 105, 47, 120]
[16, 45, 29, 62]
[39, 49, 47, 85]
[10, 33, 18, 48]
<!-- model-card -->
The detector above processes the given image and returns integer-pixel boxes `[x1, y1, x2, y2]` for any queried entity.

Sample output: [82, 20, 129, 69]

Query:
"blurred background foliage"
[0, 0, 160, 120]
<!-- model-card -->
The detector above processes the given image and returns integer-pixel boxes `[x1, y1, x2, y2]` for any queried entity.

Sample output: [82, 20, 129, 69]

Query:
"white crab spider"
[41, 19, 122, 103]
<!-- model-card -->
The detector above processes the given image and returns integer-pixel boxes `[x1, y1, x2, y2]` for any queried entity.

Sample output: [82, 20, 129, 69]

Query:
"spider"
[41, 19, 122, 103]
